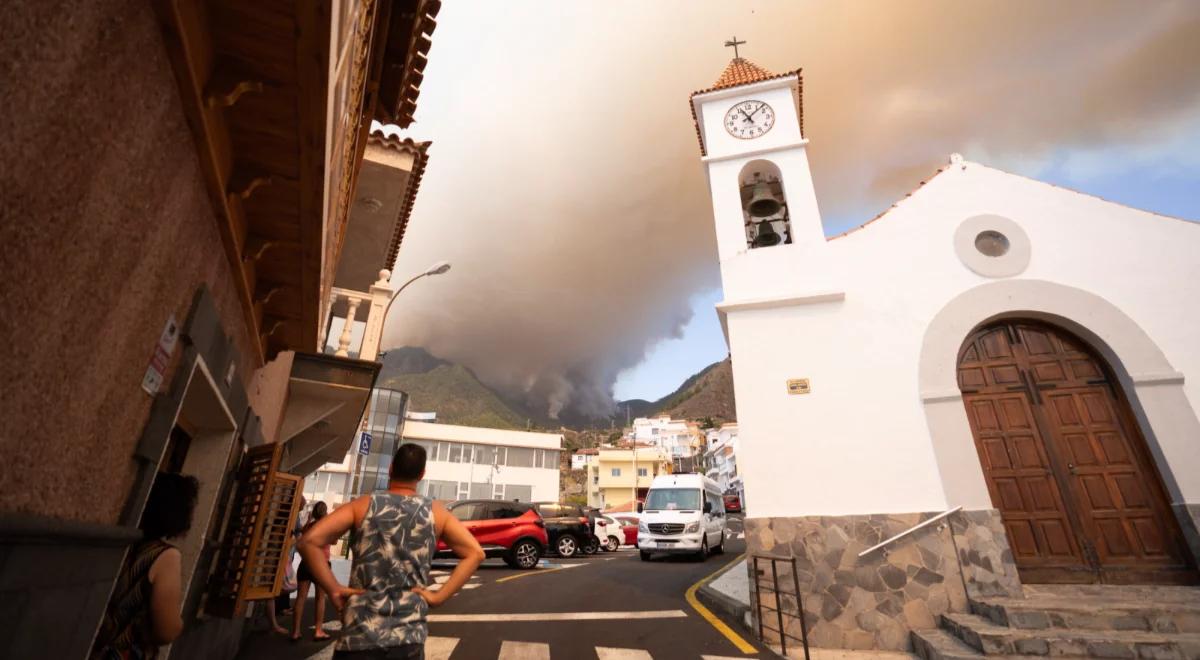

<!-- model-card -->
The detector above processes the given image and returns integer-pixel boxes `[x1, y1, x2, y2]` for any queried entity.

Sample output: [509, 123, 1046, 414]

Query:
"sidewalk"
[233, 558, 352, 660]
[697, 559, 916, 660]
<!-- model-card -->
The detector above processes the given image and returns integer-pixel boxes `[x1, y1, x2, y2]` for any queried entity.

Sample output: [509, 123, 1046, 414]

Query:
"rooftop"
[401, 420, 561, 450]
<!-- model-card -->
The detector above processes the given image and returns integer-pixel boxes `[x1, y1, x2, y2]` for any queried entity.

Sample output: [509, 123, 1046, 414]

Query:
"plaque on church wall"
[786, 378, 811, 395]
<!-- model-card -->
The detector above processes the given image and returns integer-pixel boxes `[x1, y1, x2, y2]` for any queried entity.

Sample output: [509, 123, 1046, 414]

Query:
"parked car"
[614, 516, 643, 552]
[532, 502, 592, 558]
[723, 494, 742, 514]
[638, 473, 726, 561]
[582, 506, 604, 554]
[595, 514, 631, 551]
[437, 500, 546, 569]
[608, 514, 639, 547]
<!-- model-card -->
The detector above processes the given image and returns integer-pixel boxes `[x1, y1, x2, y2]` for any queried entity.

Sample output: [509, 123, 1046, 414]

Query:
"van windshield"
[644, 488, 701, 511]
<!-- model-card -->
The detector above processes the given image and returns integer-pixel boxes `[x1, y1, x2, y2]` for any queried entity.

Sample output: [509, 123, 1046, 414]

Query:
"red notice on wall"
[141, 315, 180, 396]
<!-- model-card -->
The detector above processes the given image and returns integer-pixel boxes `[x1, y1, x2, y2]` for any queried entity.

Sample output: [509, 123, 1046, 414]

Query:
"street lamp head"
[425, 261, 451, 276]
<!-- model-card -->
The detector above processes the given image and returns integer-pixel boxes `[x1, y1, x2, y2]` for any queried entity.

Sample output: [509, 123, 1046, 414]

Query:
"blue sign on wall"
[358, 432, 373, 456]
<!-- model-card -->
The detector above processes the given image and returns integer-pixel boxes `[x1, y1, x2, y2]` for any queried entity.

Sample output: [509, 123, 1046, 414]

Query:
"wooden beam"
[153, 0, 266, 364]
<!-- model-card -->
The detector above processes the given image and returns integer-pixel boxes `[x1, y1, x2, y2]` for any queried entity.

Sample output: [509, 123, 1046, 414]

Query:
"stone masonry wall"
[745, 509, 1022, 652]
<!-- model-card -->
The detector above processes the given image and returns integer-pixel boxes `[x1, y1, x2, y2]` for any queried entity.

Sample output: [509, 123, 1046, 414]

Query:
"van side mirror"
[703, 501, 712, 514]
[636, 502, 643, 513]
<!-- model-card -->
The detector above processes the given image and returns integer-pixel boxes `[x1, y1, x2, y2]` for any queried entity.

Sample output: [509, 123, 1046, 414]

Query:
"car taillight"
[597, 520, 606, 526]
[579, 517, 589, 524]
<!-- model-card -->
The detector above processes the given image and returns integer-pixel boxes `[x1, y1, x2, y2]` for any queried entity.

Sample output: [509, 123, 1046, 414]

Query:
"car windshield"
[644, 488, 701, 511]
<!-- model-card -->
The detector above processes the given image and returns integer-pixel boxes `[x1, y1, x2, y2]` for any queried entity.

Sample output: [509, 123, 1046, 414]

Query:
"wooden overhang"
[154, 0, 439, 361]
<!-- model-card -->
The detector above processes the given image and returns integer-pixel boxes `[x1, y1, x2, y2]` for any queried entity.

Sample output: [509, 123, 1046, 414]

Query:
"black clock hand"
[748, 102, 766, 119]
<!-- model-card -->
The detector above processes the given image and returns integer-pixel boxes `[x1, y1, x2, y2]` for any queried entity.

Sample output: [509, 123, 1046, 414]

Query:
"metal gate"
[750, 553, 811, 659]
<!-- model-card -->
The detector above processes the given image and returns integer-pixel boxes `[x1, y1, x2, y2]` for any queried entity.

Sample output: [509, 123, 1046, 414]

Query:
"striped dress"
[336, 493, 437, 651]
[90, 539, 172, 660]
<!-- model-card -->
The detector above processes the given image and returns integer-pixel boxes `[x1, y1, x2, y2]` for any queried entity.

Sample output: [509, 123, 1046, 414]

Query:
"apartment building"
[400, 421, 563, 503]
[587, 446, 671, 511]
[704, 423, 741, 504]
[628, 416, 705, 472]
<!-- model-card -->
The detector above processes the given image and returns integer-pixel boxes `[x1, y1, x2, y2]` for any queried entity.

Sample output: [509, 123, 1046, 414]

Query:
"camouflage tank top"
[337, 492, 437, 651]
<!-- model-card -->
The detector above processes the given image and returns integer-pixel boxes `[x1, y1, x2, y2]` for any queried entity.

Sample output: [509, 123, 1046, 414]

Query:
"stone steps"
[970, 596, 1200, 634]
[911, 627, 1054, 660]
[936, 611, 1200, 658]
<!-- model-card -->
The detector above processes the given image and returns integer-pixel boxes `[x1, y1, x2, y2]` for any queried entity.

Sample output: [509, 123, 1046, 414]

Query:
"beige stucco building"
[0, 2, 440, 658]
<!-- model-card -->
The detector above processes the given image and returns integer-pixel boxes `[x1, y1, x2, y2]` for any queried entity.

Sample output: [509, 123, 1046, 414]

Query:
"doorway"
[957, 320, 1196, 584]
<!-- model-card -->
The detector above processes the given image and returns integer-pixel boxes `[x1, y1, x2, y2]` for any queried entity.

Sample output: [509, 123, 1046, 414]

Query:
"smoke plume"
[381, 1, 1200, 419]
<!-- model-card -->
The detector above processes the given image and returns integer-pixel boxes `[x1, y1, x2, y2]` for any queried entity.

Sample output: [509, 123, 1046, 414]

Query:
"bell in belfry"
[752, 220, 782, 248]
[746, 181, 782, 218]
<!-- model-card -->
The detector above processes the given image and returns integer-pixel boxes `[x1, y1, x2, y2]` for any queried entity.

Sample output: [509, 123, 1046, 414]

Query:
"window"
[450, 502, 487, 521]
[475, 445, 498, 466]
[327, 473, 347, 494]
[610, 468, 621, 477]
[469, 483, 492, 499]
[644, 488, 701, 511]
[447, 443, 465, 463]
[637, 467, 648, 477]
[504, 484, 532, 502]
[592, 475, 599, 485]
[535, 503, 562, 518]
[423, 480, 458, 501]
[507, 447, 535, 468]
[205, 443, 301, 618]
[489, 502, 527, 519]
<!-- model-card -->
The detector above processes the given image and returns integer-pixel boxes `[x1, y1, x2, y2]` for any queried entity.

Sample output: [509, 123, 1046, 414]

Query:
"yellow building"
[587, 446, 672, 511]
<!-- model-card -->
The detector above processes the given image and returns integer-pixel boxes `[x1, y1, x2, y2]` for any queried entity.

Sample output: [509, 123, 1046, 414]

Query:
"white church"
[692, 55, 1200, 654]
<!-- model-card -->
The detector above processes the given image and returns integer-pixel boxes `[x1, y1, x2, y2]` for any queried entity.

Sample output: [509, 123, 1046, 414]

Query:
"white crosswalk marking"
[596, 647, 653, 660]
[362, 636, 757, 659]
[429, 609, 688, 623]
[498, 640, 551, 660]
[426, 635, 460, 660]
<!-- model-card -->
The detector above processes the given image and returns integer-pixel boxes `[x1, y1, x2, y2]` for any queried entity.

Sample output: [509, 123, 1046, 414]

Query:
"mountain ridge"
[377, 347, 735, 432]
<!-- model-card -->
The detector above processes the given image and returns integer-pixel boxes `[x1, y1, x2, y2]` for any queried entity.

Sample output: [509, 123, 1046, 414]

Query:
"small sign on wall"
[358, 432, 373, 456]
[786, 378, 811, 395]
[141, 315, 180, 395]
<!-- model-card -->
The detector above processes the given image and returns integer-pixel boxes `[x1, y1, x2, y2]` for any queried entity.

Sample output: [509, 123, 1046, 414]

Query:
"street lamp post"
[347, 261, 451, 501]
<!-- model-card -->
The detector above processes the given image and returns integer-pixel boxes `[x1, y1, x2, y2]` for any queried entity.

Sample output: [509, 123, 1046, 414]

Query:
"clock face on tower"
[724, 100, 775, 139]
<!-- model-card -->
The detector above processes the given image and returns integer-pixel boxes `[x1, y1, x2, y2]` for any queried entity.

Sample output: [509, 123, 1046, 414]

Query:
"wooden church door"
[957, 321, 1196, 584]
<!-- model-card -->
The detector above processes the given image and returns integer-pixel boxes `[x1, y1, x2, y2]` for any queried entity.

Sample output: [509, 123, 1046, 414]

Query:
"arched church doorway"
[957, 320, 1197, 584]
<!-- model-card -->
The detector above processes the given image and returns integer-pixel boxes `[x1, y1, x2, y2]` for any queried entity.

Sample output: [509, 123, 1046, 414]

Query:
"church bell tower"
[691, 44, 831, 301]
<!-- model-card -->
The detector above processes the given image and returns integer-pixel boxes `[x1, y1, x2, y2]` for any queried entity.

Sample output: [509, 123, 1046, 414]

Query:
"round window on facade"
[974, 230, 1010, 257]
[954, 215, 1030, 278]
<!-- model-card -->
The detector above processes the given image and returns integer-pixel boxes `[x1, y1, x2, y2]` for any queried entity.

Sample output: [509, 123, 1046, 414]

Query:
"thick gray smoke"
[382, 1, 1200, 419]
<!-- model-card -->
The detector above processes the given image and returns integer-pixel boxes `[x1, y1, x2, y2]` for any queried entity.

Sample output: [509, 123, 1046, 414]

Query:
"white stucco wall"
[722, 160, 1200, 519]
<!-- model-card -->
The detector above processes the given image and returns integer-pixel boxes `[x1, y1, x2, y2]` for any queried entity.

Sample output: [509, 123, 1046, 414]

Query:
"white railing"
[327, 287, 373, 357]
[858, 506, 962, 558]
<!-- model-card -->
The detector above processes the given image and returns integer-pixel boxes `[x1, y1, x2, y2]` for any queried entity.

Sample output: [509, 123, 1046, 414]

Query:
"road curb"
[695, 556, 752, 631]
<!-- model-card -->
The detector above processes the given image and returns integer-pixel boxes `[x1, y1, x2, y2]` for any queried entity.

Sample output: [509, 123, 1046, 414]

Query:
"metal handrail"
[857, 506, 962, 558]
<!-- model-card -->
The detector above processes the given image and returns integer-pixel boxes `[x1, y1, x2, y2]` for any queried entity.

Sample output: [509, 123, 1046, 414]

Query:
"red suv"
[437, 500, 547, 569]
[723, 494, 742, 513]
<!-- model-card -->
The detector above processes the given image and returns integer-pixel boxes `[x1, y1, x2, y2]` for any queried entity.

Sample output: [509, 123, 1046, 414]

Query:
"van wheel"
[639, 550, 652, 561]
[714, 537, 724, 555]
[695, 536, 708, 561]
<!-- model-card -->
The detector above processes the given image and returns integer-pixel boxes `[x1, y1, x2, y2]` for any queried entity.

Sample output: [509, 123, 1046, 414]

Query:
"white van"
[637, 473, 726, 560]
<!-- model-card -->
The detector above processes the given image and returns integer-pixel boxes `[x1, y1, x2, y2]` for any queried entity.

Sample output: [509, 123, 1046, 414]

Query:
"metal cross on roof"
[724, 36, 746, 59]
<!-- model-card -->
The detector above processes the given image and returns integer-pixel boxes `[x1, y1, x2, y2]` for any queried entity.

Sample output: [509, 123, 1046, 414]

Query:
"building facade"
[0, 2, 439, 658]
[587, 447, 672, 511]
[628, 416, 705, 473]
[399, 421, 563, 503]
[571, 448, 600, 470]
[704, 423, 741, 503]
[691, 55, 1200, 651]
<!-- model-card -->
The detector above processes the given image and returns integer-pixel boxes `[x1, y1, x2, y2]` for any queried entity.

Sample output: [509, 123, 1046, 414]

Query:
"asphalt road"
[237, 515, 769, 660]
[420, 513, 770, 659]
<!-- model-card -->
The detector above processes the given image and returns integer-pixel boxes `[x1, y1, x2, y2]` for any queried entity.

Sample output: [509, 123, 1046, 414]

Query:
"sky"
[379, 1, 1200, 415]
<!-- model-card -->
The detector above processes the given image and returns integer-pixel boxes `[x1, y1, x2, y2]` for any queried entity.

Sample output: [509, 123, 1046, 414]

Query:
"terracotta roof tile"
[711, 57, 776, 90]
[688, 59, 803, 156]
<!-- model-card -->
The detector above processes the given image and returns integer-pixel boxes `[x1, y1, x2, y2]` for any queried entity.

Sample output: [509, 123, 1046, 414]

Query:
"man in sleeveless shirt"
[299, 443, 485, 659]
